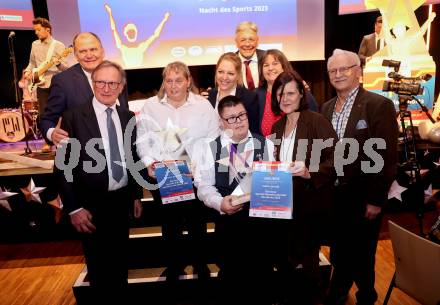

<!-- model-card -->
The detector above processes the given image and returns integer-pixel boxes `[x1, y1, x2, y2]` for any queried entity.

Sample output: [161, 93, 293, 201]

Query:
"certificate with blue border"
[154, 160, 195, 204]
[249, 161, 293, 219]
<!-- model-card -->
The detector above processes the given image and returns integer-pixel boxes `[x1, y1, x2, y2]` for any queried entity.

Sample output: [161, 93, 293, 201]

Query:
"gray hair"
[91, 60, 126, 86]
[327, 49, 361, 68]
[235, 21, 258, 35]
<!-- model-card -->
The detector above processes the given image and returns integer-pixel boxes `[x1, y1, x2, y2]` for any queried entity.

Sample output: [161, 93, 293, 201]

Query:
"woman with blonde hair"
[208, 52, 260, 133]
[137, 61, 219, 280]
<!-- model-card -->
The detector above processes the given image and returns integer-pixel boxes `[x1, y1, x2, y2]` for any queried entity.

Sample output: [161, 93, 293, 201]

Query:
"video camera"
[381, 59, 431, 96]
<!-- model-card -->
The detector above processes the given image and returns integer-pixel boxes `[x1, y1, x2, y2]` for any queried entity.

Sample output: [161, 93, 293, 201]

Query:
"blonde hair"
[235, 21, 258, 35]
[215, 52, 243, 87]
[157, 61, 198, 99]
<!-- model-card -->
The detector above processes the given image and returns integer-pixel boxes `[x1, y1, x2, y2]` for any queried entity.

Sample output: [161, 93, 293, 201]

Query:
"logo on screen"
[171, 47, 186, 58]
[188, 46, 203, 57]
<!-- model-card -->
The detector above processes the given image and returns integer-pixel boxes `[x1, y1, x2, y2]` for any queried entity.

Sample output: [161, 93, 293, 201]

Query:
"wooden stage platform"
[0, 139, 54, 176]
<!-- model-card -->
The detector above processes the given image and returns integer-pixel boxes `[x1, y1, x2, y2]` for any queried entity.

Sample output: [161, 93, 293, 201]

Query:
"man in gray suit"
[358, 16, 383, 66]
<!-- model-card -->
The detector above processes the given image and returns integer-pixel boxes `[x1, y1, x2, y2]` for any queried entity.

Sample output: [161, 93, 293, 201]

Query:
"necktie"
[244, 60, 255, 90]
[105, 108, 123, 182]
[376, 38, 381, 51]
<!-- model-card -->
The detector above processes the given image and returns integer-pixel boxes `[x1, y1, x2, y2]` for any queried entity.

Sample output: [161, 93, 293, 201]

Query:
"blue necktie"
[105, 108, 123, 182]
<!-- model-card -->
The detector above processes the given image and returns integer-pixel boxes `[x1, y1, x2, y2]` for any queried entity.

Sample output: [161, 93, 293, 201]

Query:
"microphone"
[388, 72, 432, 81]
[8, 31, 15, 39]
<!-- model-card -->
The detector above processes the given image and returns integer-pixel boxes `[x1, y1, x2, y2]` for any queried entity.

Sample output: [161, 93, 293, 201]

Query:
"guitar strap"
[45, 39, 57, 63]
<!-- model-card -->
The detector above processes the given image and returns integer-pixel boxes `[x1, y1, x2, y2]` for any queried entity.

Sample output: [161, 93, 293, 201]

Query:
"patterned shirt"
[331, 86, 359, 139]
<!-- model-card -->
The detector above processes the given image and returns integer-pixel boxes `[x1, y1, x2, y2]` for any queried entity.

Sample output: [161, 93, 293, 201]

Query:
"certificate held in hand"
[249, 161, 293, 219]
[154, 160, 195, 204]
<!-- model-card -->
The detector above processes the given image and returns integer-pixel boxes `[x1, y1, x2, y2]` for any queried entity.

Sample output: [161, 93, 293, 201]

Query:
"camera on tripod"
[381, 59, 431, 96]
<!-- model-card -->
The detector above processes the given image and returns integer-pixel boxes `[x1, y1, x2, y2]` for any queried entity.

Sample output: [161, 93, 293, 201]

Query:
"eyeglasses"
[328, 65, 357, 76]
[94, 80, 121, 90]
[222, 112, 248, 124]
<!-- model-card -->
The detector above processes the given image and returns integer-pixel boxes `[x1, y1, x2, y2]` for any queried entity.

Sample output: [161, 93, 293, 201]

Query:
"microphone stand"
[8, 33, 32, 155]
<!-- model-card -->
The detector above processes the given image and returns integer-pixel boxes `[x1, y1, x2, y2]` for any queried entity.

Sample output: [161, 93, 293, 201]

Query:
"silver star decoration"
[0, 188, 17, 211]
[388, 180, 407, 201]
[22, 178, 46, 204]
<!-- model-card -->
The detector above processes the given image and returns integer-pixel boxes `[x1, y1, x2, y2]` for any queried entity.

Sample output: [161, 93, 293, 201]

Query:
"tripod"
[397, 94, 435, 235]
[8, 32, 32, 155]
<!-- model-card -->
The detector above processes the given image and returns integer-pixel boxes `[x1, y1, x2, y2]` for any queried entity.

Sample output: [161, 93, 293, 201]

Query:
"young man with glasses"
[321, 49, 398, 305]
[194, 95, 276, 305]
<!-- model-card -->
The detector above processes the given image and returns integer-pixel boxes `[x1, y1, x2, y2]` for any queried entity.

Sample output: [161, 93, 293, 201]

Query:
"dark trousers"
[150, 187, 207, 271]
[36, 87, 50, 143]
[327, 186, 382, 305]
[216, 211, 275, 305]
[80, 187, 130, 304]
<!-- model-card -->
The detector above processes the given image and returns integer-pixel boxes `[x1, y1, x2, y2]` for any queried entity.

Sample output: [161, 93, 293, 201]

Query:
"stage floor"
[0, 139, 54, 176]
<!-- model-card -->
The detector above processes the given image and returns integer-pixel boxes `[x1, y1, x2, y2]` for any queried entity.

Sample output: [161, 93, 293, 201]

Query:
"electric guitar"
[28, 46, 73, 92]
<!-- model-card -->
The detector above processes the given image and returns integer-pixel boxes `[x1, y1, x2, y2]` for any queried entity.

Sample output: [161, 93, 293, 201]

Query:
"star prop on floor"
[425, 184, 433, 203]
[388, 180, 407, 201]
[20, 178, 46, 204]
[0, 188, 17, 200]
[0, 188, 17, 212]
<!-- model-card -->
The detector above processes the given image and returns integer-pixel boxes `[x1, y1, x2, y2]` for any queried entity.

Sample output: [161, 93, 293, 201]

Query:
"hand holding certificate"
[249, 161, 293, 219]
[154, 160, 195, 204]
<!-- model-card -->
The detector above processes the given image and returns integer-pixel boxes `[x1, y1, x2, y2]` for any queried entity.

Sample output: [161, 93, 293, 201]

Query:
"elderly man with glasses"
[321, 49, 398, 305]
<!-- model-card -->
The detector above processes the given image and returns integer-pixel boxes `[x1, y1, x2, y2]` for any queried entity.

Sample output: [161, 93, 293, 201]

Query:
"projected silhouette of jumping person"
[104, 4, 170, 68]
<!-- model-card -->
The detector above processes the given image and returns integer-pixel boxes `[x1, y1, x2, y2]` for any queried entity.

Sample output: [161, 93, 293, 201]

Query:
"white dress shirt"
[136, 92, 220, 167]
[69, 98, 128, 215]
[193, 131, 275, 213]
[92, 98, 128, 190]
[238, 52, 259, 88]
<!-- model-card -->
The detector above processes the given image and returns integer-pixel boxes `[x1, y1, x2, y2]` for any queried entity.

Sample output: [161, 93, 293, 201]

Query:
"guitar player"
[23, 17, 69, 152]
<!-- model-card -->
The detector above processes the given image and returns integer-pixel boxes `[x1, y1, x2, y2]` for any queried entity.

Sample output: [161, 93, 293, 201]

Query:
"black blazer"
[208, 85, 260, 134]
[321, 87, 398, 207]
[40, 63, 129, 143]
[55, 100, 141, 214]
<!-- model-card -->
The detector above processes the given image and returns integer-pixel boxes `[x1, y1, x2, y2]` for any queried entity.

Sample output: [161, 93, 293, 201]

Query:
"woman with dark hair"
[257, 49, 318, 137]
[208, 52, 260, 133]
[270, 71, 336, 304]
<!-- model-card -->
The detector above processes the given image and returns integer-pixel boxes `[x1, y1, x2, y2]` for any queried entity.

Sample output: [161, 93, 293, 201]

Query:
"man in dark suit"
[40, 32, 128, 146]
[321, 49, 398, 305]
[55, 60, 141, 303]
[358, 16, 383, 66]
[235, 21, 265, 90]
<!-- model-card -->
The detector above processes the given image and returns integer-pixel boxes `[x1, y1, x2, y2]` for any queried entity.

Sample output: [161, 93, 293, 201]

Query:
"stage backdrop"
[339, 0, 440, 15]
[46, 0, 325, 69]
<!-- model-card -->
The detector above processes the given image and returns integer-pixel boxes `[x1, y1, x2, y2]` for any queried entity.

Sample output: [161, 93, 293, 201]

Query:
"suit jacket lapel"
[292, 113, 309, 162]
[272, 115, 286, 160]
[73, 64, 93, 103]
[80, 100, 102, 141]
[343, 88, 364, 138]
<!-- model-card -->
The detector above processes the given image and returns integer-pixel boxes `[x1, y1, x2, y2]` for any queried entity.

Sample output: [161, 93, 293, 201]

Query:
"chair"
[383, 221, 440, 305]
